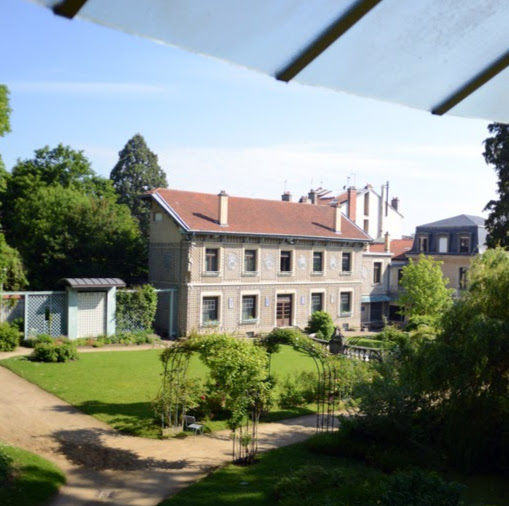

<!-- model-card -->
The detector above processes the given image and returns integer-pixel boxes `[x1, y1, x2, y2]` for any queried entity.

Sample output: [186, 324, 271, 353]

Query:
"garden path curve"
[0, 346, 320, 506]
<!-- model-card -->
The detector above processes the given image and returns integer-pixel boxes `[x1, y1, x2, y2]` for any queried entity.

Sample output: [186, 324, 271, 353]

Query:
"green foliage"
[110, 134, 168, 240]
[0, 232, 27, 291]
[0, 85, 11, 177]
[3, 145, 146, 289]
[31, 339, 78, 363]
[6, 185, 145, 288]
[380, 469, 463, 506]
[0, 444, 13, 484]
[116, 285, 158, 332]
[278, 371, 318, 409]
[0, 322, 20, 351]
[307, 310, 335, 340]
[397, 254, 454, 321]
[0, 442, 66, 506]
[273, 465, 346, 504]
[483, 122, 509, 248]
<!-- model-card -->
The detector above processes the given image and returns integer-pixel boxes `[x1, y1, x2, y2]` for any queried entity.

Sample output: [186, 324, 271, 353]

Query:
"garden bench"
[183, 415, 203, 435]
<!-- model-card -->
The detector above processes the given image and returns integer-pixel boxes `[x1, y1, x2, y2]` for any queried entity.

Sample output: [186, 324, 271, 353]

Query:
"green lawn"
[0, 346, 317, 437]
[0, 442, 66, 506]
[158, 438, 509, 506]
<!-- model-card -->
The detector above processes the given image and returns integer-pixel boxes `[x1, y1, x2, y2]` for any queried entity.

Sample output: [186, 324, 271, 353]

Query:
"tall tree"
[0, 85, 12, 199]
[4, 145, 145, 289]
[397, 254, 454, 323]
[110, 134, 167, 240]
[483, 122, 509, 248]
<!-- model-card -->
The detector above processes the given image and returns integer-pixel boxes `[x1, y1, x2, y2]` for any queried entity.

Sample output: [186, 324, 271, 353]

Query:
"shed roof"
[58, 278, 126, 288]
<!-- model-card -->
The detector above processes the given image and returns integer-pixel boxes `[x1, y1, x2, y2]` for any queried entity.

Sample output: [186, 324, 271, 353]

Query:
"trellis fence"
[0, 288, 178, 340]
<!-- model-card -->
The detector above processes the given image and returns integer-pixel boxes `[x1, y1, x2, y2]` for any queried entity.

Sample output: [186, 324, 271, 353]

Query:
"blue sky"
[1, 0, 498, 234]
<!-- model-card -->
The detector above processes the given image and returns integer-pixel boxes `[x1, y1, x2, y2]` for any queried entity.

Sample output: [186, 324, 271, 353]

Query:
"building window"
[459, 235, 470, 253]
[244, 249, 257, 272]
[459, 267, 468, 290]
[205, 248, 219, 272]
[153, 212, 162, 222]
[342, 252, 352, 272]
[363, 219, 369, 233]
[313, 252, 323, 272]
[418, 235, 428, 253]
[311, 293, 323, 313]
[373, 262, 382, 284]
[438, 235, 448, 253]
[364, 192, 369, 215]
[242, 295, 257, 321]
[340, 292, 352, 316]
[202, 296, 219, 324]
[280, 250, 292, 272]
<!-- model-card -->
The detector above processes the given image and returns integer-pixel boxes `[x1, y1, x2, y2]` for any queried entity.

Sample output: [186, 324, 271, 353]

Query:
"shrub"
[380, 469, 463, 506]
[31, 340, 78, 363]
[116, 285, 157, 332]
[307, 311, 335, 341]
[0, 322, 20, 351]
[279, 371, 318, 408]
[0, 446, 13, 485]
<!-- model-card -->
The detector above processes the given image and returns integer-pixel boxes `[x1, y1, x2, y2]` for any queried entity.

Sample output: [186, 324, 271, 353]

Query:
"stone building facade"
[144, 188, 371, 336]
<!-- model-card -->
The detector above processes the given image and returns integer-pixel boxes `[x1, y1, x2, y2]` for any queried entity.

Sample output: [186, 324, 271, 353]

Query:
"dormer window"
[459, 235, 470, 253]
[418, 235, 428, 253]
[438, 235, 448, 253]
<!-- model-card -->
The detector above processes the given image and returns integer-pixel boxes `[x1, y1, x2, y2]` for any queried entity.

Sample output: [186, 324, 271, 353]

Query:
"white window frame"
[310, 289, 326, 315]
[438, 235, 448, 253]
[278, 249, 293, 275]
[242, 247, 259, 275]
[200, 292, 222, 327]
[204, 246, 221, 275]
[339, 290, 354, 317]
[341, 251, 353, 275]
[240, 290, 260, 324]
[311, 250, 325, 275]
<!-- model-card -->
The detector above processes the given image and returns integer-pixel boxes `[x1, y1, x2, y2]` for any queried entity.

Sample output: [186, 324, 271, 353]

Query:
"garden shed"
[58, 278, 126, 339]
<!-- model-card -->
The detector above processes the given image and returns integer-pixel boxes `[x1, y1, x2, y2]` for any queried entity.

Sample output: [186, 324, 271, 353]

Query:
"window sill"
[311, 271, 324, 276]
[203, 271, 220, 277]
[278, 271, 293, 276]
[240, 318, 258, 325]
[339, 313, 352, 318]
[340, 271, 352, 276]
[242, 271, 259, 277]
[201, 321, 220, 328]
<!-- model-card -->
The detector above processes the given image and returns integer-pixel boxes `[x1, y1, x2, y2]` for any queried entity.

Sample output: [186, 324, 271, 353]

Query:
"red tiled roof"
[370, 238, 413, 260]
[150, 189, 370, 242]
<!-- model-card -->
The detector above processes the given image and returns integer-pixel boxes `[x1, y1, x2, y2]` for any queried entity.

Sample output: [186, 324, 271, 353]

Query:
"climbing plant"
[116, 284, 157, 332]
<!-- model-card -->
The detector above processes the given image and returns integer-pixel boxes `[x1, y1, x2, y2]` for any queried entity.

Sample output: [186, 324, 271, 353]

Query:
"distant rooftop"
[418, 214, 485, 228]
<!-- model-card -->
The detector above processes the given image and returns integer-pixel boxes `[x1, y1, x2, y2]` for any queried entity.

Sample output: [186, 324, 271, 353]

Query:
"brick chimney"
[334, 205, 342, 233]
[281, 191, 292, 202]
[347, 187, 357, 222]
[218, 190, 228, 226]
[384, 231, 390, 252]
[308, 189, 317, 204]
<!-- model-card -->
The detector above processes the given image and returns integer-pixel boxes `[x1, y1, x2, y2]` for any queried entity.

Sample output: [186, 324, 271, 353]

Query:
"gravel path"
[0, 346, 322, 505]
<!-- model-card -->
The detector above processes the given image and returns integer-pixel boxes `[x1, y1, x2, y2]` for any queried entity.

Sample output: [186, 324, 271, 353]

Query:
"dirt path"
[0, 347, 323, 505]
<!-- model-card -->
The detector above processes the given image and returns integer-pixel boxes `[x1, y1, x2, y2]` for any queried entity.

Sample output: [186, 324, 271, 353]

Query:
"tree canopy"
[396, 254, 454, 323]
[3, 145, 145, 289]
[483, 122, 509, 248]
[110, 134, 167, 240]
[0, 85, 12, 197]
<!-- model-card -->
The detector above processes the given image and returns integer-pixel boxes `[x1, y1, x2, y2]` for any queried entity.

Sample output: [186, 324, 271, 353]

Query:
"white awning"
[33, 0, 509, 122]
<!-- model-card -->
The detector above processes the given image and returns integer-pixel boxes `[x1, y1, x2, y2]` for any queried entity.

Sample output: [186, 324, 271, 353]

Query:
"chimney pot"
[391, 197, 399, 211]
[282, 191, 292, 202]
[308, 189, 317, 204]
[384, 231, 390, 252]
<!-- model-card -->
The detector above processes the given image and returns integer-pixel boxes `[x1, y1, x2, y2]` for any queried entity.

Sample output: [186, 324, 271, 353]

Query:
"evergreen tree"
[110, 134, 167, 240]
[483, 122, 509, 248]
